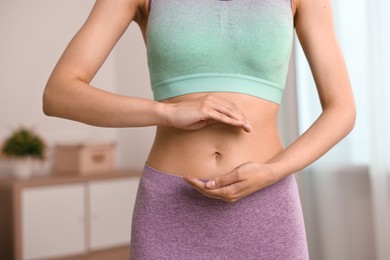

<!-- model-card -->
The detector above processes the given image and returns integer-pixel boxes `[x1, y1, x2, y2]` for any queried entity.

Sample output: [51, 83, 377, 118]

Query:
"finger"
[207, 111, 252, 132]
[206, 169, 245, 189]
[215, 103, 247, 123]
[213, 105, 252, 131]
[183, 177, 226, 200]
[203, 183, 243, 202]
[198, 95, 252, 131]
[183, 176, 206, 190]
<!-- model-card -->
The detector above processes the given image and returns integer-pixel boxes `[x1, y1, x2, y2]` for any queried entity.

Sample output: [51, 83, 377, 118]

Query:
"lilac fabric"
[129, 164, 309, 259]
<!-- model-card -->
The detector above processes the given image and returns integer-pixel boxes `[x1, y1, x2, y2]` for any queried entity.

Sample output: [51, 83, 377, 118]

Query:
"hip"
[130, 163, 309, 259]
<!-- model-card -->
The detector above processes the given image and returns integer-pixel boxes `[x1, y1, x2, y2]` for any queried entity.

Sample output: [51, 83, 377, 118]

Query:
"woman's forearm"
[267, 104, 356, 179]
[42, 80, 252, 130]
[43, 79, 168, 127]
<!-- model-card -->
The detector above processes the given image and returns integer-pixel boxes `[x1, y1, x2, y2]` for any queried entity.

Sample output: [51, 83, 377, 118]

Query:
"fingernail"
[206, 180, 216, 189]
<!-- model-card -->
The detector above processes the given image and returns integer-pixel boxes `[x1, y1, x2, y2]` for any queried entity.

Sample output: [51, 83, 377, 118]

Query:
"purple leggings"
[130, 163, 309, 259]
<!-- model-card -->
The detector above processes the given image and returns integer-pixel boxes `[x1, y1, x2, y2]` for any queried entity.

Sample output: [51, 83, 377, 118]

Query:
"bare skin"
[43, 0, 356, 203]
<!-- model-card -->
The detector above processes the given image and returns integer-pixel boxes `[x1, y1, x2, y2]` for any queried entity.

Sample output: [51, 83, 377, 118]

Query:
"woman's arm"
[265, 0, 356, 178]
[184, 0, 356, 202]
[43, 0, 156, 127]
[43, 0, 252, 131]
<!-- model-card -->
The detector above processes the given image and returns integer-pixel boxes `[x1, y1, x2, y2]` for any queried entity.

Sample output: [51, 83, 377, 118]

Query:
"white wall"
[1, 0, 114, 143]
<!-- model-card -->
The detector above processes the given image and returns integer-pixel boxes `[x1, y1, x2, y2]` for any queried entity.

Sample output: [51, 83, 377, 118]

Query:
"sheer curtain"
[293, 0, 390, 259]
[366, 0, 390, 259]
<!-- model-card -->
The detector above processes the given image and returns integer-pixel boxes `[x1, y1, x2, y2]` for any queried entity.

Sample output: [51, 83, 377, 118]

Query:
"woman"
[43, 0, 355, 258]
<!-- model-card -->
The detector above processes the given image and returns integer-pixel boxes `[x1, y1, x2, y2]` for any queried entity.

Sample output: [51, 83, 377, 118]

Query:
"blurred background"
[0, 0, 389, 259]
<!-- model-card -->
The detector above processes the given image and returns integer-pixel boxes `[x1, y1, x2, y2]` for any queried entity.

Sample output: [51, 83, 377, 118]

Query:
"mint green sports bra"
[146, 0, 294, 105]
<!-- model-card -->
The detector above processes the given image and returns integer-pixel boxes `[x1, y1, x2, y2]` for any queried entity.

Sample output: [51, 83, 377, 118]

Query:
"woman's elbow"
[347, 104, 357, 133]
[324, 98, 357, 136]
[342, 99, 357, 136]
[42, 83, 57, 117]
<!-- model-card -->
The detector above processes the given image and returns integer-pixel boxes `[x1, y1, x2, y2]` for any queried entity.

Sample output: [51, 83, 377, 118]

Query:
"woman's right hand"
[164, 94, 253, 132]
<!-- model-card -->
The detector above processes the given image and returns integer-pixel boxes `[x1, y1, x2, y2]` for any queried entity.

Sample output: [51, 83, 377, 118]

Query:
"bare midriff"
[146, 92, 285, 179]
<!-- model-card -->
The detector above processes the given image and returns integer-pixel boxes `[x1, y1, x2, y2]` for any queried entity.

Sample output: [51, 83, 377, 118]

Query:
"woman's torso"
[136, 0, 293, 179]
[147, 93, 285, 179]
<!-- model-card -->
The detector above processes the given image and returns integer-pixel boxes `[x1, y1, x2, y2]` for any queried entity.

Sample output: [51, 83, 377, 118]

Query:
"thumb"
[206, 169, 243, 189]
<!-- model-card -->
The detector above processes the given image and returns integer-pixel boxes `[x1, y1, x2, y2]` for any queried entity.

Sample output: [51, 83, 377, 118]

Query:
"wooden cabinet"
[89, 178, 139, 250]
[21, 183, 86, 259]
[0, 170, 141, 260]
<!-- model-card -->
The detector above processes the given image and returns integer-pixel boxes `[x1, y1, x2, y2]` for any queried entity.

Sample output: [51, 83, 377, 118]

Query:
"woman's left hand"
[183, 161, 279, 203]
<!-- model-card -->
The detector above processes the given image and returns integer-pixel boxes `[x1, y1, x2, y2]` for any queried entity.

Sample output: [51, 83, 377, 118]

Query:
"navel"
[212, 151, 222, 160]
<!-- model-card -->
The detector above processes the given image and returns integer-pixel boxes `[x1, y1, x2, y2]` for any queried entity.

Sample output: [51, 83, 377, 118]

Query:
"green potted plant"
[1, 127, 46, 179]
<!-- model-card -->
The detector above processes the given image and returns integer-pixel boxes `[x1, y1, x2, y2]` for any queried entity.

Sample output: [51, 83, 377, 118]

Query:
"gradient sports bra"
[146, 0, 294, 105]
